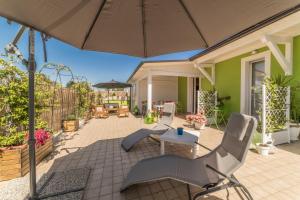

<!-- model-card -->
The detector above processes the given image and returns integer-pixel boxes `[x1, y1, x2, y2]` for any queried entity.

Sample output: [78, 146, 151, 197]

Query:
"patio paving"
[1, 114, 300, 200]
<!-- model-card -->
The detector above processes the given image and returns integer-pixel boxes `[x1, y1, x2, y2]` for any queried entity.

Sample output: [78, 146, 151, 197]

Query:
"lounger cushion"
[121, 128, 167, 152]
[121, 155, 219, 191]
[224, 113, 250, 141]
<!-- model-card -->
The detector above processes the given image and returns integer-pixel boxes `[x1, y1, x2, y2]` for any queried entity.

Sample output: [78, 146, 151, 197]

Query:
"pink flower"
[186, 113, 207, 125]
[35, 129, 50, 146]
[26, 129, 50, 146]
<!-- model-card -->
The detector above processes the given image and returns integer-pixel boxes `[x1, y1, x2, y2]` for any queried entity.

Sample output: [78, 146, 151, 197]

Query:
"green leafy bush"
[256, 75, 291, 133]
[133, 105, 140, 115]
[0, 132, 25, 148]
[64, 114, 77, 121]
[144, 112, 155, 124]
[0, 58, 51, 142]
[0, 61, 29, 135]
[67, 80, 92, 118]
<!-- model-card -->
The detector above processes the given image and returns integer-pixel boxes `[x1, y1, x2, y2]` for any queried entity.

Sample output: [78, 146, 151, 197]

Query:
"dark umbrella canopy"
[0, 0, 300, 57]
[93, 80, 131, 89]
[93, 80, 131, 104]
[1, 1, 300, 199]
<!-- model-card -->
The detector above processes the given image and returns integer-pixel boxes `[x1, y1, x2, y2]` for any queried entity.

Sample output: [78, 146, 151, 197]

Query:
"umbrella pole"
[28, 28, 37, 200]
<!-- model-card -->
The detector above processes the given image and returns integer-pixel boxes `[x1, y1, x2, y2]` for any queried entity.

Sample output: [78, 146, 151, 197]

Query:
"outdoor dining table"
[160, 129, 200, 159]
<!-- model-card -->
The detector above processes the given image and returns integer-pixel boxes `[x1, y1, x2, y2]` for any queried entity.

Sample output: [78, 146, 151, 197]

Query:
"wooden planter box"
[63, 119, 79, 132]
[0, 137, 53, 181]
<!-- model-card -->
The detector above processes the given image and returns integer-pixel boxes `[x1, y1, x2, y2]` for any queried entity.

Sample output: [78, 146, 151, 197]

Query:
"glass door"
[250, 60, 266, 117]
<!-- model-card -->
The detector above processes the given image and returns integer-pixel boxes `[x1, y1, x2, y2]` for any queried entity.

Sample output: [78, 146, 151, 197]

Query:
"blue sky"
[0, 17, 202, 85]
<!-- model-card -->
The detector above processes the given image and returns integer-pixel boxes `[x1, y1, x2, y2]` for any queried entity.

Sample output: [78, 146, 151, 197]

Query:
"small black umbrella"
[93, 80, 131, 104]
[93, 79, 132, 89]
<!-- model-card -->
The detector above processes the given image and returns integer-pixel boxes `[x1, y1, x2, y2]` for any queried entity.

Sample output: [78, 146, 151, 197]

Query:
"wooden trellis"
[260, 85, 290, 144]
[197, 90, 217, 118]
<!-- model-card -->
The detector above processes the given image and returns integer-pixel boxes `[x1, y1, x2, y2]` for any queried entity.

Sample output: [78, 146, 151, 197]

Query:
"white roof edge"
[193, 10, 300, 64]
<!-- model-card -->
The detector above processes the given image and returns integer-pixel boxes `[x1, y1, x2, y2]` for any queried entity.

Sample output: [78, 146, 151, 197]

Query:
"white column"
[187, 77, 193, 113]
[147, 73, 152, 112]
[135, 81, 139, 108]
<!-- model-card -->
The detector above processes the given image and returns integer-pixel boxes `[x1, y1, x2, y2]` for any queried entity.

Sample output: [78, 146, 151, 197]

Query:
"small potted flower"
[186, 114, 195, 126]
[194, 112, 207, 130]
[256, 142, 273, 156]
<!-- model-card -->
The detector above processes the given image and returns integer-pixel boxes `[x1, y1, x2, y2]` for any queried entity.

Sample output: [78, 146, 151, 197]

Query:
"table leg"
[192, 144, 198, 159]
[161, 140, 165, 155]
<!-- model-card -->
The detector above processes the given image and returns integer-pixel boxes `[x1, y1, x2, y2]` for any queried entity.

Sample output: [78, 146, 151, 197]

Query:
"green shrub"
[0, 132, 25, 148]
[64, 114, 77, 121]
[0, 59, 53, 136]
[67, 80, 92, 118]
[133, 105, 140, 115]
[144, 112, 154, 124]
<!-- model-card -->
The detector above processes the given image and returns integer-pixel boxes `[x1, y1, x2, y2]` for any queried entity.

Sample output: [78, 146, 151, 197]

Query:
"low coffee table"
[160, 129, 200, 159]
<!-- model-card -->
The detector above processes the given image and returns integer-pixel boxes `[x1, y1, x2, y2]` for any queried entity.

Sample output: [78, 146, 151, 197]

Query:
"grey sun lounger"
[121, 102, 176, 152]
[121, 113, 257, 200]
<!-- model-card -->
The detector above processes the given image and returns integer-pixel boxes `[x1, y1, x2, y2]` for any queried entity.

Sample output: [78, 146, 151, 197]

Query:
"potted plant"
[256, 75, 292, 145]
[0, 129, 53, 181]
[194, 113, 207, 130]
[185, 114, 195, 126]
[256, 143, 272, 156]
[63, 114, 79, 132]
[185, 112, 207, 130]
[133, 105, 140, 115]
[144, 112, 154, 124]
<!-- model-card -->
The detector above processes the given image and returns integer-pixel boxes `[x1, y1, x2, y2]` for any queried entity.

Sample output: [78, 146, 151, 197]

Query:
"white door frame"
[240, 51, 271, 114]
[187, 77, 193, 113]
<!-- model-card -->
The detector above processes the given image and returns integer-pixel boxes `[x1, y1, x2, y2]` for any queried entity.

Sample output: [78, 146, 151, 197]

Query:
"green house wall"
[178, 77, 187, 113]
[201, 35, 300, 117]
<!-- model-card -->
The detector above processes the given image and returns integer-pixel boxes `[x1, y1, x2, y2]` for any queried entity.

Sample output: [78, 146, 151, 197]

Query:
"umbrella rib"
[81, 0, 107, 49]
[178, 0, 208, 48]
[141, 0, 147, 57]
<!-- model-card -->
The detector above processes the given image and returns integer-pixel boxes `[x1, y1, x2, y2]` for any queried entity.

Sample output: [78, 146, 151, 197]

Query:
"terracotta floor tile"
[4, 115, 299, 200]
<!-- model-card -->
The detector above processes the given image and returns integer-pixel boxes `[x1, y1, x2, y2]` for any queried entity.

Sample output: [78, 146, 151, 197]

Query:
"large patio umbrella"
[1, 0, 300, 57]
[93, 80, 132, 104]
[0, 1, 300, 199]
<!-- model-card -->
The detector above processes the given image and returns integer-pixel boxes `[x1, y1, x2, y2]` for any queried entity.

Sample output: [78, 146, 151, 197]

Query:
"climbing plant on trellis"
[259, 84, 290, 144]
[197, 90, 217, 118]
[39, 63, 75, 130]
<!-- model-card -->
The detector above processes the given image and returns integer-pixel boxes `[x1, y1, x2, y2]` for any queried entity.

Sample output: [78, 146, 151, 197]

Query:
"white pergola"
[128, 61, 203, 112]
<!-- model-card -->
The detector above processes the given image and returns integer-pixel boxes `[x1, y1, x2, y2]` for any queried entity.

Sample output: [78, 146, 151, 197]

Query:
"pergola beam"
[150, 70, 201, 78]
[194, 63, 215, 85]
[261, 35, 293, 75]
